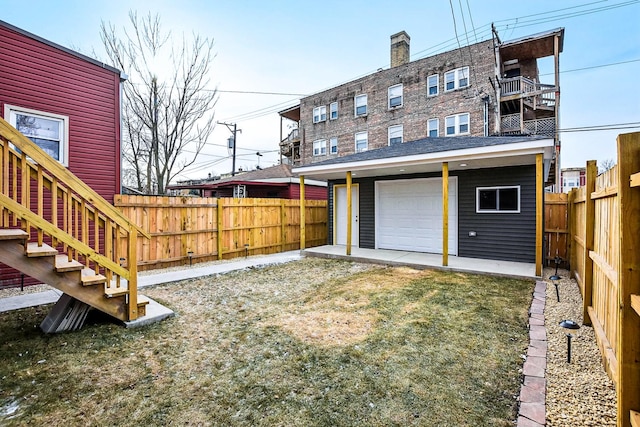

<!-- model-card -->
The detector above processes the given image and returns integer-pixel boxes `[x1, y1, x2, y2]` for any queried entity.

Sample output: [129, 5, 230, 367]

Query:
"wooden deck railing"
[500, 76, 557, 107]
[0, 117, 150, 320]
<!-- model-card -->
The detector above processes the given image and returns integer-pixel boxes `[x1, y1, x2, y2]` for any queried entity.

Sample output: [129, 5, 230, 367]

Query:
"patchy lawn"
[0, 258, 533, 426]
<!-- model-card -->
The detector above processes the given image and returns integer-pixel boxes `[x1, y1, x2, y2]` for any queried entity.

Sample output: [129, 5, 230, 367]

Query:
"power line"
[540, 58, 640, 76]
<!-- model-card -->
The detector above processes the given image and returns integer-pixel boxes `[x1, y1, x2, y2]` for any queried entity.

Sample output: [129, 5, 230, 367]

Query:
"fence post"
[616, 132, 640, 427]
[127, 226, 138, 321]
[280, 199, 286, 252]
[583, 160, 597, 325]
[217, 198, 223, 260]
[535, 153, 543, 276]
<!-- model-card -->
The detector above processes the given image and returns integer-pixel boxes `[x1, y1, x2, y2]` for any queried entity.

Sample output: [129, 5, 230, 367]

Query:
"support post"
[616, 132, 640, 427]
[583, 160, 597, 325]
[299, 175, 306, 250]
[442, 162, 449, 266]
[535, 153, 543, 276]
[346, 171, 352, 256]
[554, 33, 561, 192]
[127, 227, 138, 321]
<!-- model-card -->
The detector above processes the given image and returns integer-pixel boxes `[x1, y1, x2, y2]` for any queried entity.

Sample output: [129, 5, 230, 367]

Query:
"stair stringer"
[0, 239, 129, 321]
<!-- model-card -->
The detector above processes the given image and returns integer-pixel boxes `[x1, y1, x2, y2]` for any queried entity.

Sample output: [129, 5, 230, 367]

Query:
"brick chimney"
[390, 31, 410, 68]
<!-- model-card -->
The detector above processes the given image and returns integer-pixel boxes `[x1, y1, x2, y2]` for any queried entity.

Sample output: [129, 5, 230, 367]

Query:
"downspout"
[483, 95, 490, 137]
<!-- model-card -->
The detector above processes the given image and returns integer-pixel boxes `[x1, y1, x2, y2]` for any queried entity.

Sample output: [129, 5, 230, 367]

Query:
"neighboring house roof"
[293, 136, 555, 181]
[168, 164, 326, 190]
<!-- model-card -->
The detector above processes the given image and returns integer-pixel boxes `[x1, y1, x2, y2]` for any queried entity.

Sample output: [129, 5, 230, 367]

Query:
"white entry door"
[335, 185, 359, 246]
[376, 178, 457, 254]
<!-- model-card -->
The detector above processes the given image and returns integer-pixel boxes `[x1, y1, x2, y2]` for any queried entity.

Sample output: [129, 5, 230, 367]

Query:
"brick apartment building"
[279, 28, 563, 186]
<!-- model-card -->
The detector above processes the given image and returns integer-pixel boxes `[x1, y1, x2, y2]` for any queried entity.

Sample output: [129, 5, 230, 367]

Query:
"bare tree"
[599, 158, 616, 174]
[100, 11, 217, 194]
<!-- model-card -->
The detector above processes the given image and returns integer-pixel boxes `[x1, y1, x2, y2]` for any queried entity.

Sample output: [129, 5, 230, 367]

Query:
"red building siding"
[0, 22, 121, 202]
[0, 22, 122, 288]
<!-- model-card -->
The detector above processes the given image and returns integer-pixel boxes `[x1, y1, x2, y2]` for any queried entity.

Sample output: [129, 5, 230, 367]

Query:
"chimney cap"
[390, 31, 410, 42]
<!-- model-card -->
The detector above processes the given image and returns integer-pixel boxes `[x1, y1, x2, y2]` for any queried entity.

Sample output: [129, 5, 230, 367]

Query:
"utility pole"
[217, 121, 241, 176]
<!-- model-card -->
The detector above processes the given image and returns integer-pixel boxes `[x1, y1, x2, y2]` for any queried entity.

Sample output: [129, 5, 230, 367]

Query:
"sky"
[1, 0, 639, 181]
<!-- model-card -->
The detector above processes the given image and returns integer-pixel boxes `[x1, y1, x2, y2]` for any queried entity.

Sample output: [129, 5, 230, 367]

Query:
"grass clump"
[0, 258, 532, 426]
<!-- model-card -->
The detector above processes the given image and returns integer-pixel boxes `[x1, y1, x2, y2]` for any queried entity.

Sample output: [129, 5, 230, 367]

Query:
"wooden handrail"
[0, 118, 150, 239]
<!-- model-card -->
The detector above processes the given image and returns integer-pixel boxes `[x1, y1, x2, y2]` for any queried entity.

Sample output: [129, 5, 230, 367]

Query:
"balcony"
[500, 76, 557, 109]
[280, 128, 301, 165]
[501, 114, 555, 137]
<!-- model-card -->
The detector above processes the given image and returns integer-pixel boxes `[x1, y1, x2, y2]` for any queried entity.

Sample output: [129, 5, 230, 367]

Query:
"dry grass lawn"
[0, 258, 534, 426]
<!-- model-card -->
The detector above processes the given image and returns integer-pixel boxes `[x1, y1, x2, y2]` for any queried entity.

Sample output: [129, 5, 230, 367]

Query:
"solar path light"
[559, 320, 580, 363]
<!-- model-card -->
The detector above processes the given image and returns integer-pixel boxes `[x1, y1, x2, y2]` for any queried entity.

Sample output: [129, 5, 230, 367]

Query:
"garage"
[375, 178, 458, 254]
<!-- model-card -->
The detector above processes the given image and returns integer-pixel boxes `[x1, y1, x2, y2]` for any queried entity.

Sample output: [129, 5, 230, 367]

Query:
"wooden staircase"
[0, 117, 151, 327]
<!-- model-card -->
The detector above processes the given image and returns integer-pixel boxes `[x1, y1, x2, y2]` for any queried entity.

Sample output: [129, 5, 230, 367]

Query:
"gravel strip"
[543, 267, 616, 426]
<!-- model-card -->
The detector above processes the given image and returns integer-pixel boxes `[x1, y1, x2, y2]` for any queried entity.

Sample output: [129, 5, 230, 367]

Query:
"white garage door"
[375, 178, 457, 254]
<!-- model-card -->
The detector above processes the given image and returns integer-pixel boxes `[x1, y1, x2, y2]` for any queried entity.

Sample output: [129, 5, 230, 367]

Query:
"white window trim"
[355, 131, 368, 153]
[388, 124, 403, 145]
[388, 84, 403, 109]
[313, 106, 326, 123]
[445, 112, 470, 136]
[354, 94, 367, 117]
[5, 104, 69, 166]
[444, 66, 470, 92]
[330, 102, 338, 120]
[329, 137, 338, 154]
[427, 118, 439, 137]
[427, 74, 439, 97]
[476, 186, 521, 213]
[312, 139, 327, 156]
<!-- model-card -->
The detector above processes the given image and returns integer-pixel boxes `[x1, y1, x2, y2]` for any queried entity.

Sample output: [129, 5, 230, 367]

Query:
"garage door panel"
[376, 178, 457, 254]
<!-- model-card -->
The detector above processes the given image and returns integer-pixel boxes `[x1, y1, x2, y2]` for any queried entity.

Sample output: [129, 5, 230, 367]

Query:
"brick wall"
[299, 39, 497, 165]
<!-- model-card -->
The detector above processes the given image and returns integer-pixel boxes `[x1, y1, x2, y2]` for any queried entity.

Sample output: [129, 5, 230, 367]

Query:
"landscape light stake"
[549, 256, 562, 281]
[559, 320, 580, 363]
[553, 280, 560, 302]
[244, 244, 249, 259]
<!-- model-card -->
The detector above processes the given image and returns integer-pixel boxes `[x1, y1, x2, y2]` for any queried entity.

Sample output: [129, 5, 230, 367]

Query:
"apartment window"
[388, 84, 403, 108]
[330, 102, 338, 120]
[476, 186, 520, 213]
[313, 139, 327, 156]
[355, 131, 368, 152]
[6, 104, 69, 166]
[427, 74, 439, 96]
[355, 94, 367, 116]
[330, 137, 338, 154]
[313, 106, 326, 123]
[444, 66, 470, 91]
[445, 113, 470, 136]
[388, 125, 403, 145]
[427, 118, 439, 137]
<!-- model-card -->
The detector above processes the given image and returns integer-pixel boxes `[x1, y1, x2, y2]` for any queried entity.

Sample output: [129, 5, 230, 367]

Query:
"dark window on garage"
[476, 186, 520, 213]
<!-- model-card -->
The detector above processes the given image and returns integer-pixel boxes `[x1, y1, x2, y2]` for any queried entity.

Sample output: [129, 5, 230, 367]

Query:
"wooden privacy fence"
[544, 192, 569, 268]
[114, 195, 327, 270]
[565, 133, 640, 427]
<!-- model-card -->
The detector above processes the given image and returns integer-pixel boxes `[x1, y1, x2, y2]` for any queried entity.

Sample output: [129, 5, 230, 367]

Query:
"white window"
[388, 125, 403, 145]
[313, 139, 326, 156]
[330, 137, 338, 154]
[313, 106, 326, 123]
[428, 118, 439, 137]
[427, 74, 439, 96]
[388, 84, 403, 108]
[330, 102, 338, 120]
[355, 94, 367, 116]
[355, 131, 368, 152]
[445, 113, 470, 136]
[5, 104, 69, 166]
[444, 67, 470, 91]
[476, 186, 520, 213]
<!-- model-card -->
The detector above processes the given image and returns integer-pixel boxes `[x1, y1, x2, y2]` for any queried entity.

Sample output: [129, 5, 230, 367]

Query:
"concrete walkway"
[0, 250, 302, 315]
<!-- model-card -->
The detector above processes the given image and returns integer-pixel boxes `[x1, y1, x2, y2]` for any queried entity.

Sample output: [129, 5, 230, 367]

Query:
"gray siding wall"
[327, 164, 536, 262]
[457, 165, 536, 262]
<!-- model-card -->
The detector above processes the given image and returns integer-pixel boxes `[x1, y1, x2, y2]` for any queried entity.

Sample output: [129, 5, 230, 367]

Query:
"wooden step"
[55, 255, 84, 273]
[0, 229, 29, 241]
[631, 410, 640, 427]
[26, 242, 58, 257]
[631, 294, 640, 317]
[81, 268, 107, 286]
[137, 295, 150, 317]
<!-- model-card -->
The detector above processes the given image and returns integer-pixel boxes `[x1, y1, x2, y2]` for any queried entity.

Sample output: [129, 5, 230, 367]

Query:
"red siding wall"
[0, 24, 121, 202]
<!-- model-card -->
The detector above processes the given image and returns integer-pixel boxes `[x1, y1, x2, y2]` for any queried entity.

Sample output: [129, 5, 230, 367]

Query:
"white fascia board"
[294, 139, 554, 176]
[249, 177, 328, 187]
